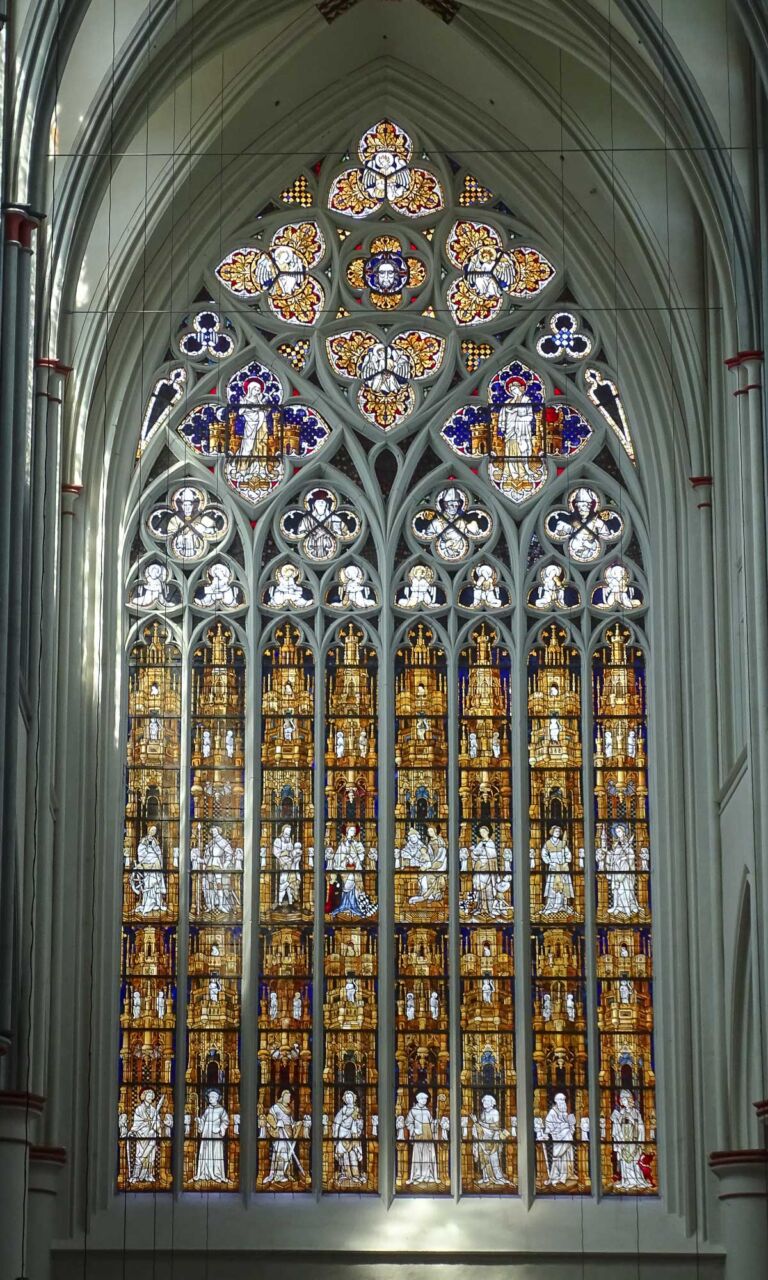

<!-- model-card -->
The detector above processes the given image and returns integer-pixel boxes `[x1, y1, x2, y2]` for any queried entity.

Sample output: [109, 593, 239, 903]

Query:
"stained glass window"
[459, 626, 516, 1192]
[323, 625, 379, 1191]
[394, 625, 451, 1193]
[528, 625, 589, 1193]
[593, 626, 656, 1192]
[119, 117, 656, 1201]
[257, 625, 315, 1190]
[185, 623, 245, 1188]
[118, 623, 180, 1189]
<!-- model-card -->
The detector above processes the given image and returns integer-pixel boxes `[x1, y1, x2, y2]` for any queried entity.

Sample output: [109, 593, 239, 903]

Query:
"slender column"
[709, 1149, 768, 1280]
[27, 1146, 67, 1280]
[724, 352, 768, 1086]
[4, 216, 40, 1080]
[0, 1091, 45, 1280]
[0, 208, 35, 1053]
[21, 362, 70, 1101]
[44, 484, 82, 1144]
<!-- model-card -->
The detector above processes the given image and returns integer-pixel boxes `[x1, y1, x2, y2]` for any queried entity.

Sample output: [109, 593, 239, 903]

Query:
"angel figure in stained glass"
[263, 564, 314, 610]
[333, 1090, 365, 1184]
[529, 563, 580, 611]
[129, 562, 178, 609]
[446, 220, 555, 325]
[597, 823, 641, 919]
[195, 563, 243, 609]
[395, 564, 445, 610]
[611, 1090, 652, 1189]
[541, 825, 575, 917]
[592, 563, 643, 611]
[328, 120, 444, 219]
[405, 1092, 440, 1185]
[131, 826, 167, 916]
[460, 563, 507, 609]
[326, 329, 445, 430]
[413, 487, 492, 563]
[194, 1089, 229, 1183]
[545, 488, 623, 563]
[128, 1089, 164, 1183]
[472, 1096, 512, 1186]
[215, 222, 326, 325]
[327, 564, 378, 610]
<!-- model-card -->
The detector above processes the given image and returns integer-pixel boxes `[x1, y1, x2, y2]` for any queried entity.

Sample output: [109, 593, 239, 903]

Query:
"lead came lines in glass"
[184, 624, 246, 1188]
[117, 624, 181, 1190]
[256, 625, 315, 1190]
[459, 626, 517, 1192]
[394, 626, 451, 1193]
[322, 625, 380, 1190]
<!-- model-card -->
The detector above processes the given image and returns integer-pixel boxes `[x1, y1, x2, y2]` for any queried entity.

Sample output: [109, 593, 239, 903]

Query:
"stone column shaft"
[709, 1148, 768, 1280]
[27, 1146, 66, 1280]
[0, 1091, 45, 1280]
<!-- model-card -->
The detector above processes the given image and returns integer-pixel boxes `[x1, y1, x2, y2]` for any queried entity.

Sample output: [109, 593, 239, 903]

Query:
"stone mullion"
[312, 612, 326, 1198]
[241, 602, 263, 1201]
[378, 583, 394, 1202]
[582, 621, 600, 1196]
[173, 602, 193, 1192]
[515, 609, 534, 1206]
[447, 621, 460, 1199]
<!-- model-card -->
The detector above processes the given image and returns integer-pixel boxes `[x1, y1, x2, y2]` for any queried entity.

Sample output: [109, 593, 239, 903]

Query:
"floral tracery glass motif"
[121, 116, 656, 1201]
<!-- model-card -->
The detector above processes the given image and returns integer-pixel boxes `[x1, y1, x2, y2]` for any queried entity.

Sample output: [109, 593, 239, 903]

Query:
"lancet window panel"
[256, 623, 315, 1192]
[592, 625, 657, 1194]
[458, 624, 516, 1194]
[322, 623, 380, 1192]
[528, 624, 590, 1195]
[184, 623, 246, 1189]
[394, 623, 451, 1195]
[117, 622, 181, 1191]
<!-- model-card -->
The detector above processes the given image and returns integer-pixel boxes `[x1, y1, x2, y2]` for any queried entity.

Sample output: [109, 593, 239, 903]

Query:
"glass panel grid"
[593, 625, 657, 1193]
[184, 622, 245, 1188]
[322, 625, 379, 1191]
[394, 625, 451, 1194]
[117, 623, 181, 1190]
[256, 624, 314, 1190]
[459, 625, 517, 1193]
[528, 625, 590, 1194]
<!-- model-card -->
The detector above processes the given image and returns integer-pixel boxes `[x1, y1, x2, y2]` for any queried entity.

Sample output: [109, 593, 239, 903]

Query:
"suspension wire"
[606, 1, 641, 1269]
[723, 0, 768, 1244]
[555, 32, 589, 1279]
[168, 7, 180, 1276]
[82, 0, 118, 1274]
